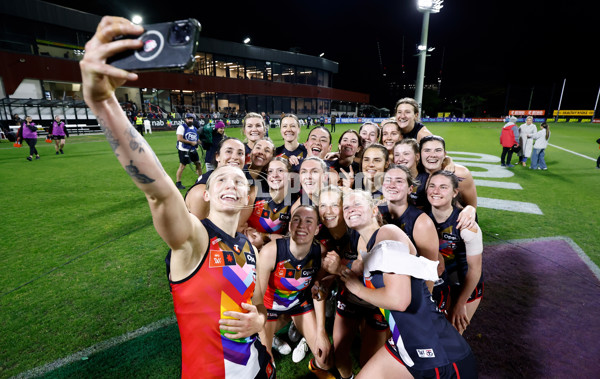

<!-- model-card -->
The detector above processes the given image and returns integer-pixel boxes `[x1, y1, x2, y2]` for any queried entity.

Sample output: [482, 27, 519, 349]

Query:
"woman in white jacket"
[519, 116, 537, 166]
[529, 122, 550, 170]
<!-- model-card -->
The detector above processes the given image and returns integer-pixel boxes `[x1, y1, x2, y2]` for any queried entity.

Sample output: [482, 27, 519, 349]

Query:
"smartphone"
[108, 19, 201, 72]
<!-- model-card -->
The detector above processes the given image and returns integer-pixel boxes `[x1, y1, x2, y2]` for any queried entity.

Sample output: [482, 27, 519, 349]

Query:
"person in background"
[13, 113, 22, 126]
[356, 121, 381, 166]
[518, 116, 537, 167]
[596, 138, 600, 169]
[418, 135, 478, 211]
[529, 122, 551, 170]
[175, 114, 201, 190]
[326, 130, 361, 187]
[241, 157, 296, 250]
[204, 120, 226, 172]
[380, 118, 403, 162]
[17, 116, 40, 161]
[242, 112, 267, 164]
[330, 114, 336, 133]
[185, 137, 252, 224]
[49, 115, 69, 155]
[500, 117, 519, 167]
[394, 97, 433, 143]
[275, 114, 307, 172]
[355, 143, 390, 202]
[305, 126, 333, 160]
[320, 115, 325, 127]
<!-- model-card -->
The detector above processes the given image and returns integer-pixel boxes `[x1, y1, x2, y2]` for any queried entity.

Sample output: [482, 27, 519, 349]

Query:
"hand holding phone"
[107, 19, 201, 72]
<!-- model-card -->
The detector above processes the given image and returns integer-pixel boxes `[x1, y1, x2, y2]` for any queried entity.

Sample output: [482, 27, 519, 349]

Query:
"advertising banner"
[509, 110, 545, 116]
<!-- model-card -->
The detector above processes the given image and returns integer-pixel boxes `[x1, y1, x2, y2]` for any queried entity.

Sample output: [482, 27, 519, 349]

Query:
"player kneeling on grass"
[80, 17, 274, 379]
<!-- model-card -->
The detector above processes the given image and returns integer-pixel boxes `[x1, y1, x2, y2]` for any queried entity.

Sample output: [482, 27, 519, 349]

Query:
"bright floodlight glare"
[417, 0, 443, 13]
[131, 15, 142, 25]
[319, 52, 324, 57]
[417, 45, 427, 51]
[243, 37, 251, 44]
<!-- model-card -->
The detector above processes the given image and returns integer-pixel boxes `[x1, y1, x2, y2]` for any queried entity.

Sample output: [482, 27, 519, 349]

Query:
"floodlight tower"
[415, 0, 443, 113]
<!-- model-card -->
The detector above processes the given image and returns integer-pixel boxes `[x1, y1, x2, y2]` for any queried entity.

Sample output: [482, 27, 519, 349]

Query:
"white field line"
[474, 179, 523, 190]
[477, 197, 543, 215]
[12, 316, 177, 379]
[548, 143, 596, 161]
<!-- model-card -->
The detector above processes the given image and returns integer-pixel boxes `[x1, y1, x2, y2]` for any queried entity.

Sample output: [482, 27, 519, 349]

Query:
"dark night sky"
[46, 0, 598, 115]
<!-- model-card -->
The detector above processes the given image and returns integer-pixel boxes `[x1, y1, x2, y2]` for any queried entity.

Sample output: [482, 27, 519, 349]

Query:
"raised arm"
[455, 164, 478, 209]
[80, 17, 196, 250]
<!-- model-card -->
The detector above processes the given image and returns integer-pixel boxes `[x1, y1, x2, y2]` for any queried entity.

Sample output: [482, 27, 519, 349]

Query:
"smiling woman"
[257, 205, 333, 377]
[78, 16, 273, 378]
[243, 113, 267, 164]
[339, 189, 477, 379]
[185, 137, 255, 223]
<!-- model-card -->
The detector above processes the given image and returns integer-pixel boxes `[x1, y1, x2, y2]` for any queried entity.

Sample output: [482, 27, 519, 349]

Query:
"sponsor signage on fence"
[552, 110, 594, 116]
[509, 110, 545, 116]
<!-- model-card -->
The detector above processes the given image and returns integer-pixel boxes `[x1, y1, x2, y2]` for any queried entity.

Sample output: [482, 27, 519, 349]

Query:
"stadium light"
[131, 15, 142, 25]
[243, 37, 251, 44]
[319, 52, 325, 57]
[415, 0, 443, 113]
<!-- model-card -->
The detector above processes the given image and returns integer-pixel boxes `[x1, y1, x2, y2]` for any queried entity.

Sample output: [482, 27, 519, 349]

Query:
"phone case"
[108, 19, 201, 72]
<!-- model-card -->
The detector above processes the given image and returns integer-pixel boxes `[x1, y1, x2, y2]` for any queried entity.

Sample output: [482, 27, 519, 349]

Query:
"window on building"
[194, 53, 214, 76]
[265, 62, 272, 81]
[246, 59, 267, 80]
[281, 65, 295, 83]
[272, 62, 283, 83]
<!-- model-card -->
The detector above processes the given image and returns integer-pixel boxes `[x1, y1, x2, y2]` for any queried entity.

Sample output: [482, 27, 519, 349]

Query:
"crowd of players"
[177, 98, 483, 378]
[81, 16, 483, 379]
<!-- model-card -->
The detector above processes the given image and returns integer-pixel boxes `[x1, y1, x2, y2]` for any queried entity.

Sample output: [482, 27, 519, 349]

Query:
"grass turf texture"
[0, 121, 598, 378]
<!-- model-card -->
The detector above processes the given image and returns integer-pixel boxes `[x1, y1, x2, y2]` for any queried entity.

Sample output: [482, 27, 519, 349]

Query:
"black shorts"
[178, 149, 200, 165]
[336, 293, 389, 331]
[385, 341, 478, 379]
[451, 280, 484, 304]
[267, 300, 314, 321]
[253, 338, 277, 379]
[432, 271, 451, 312]
[52, 135, 65, 140]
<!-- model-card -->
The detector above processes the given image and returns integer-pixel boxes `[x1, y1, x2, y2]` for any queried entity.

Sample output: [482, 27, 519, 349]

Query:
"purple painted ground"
[462, 239, 600, 378]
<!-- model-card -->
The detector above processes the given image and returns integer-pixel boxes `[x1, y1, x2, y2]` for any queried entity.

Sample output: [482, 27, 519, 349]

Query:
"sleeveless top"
[247, 190, 294, 234]
[402, 122, 425, 140]
[378, 203, 424, 246]
[414, 171, 430, 210]
[275, 144, 307, 171]
[263, 237, 321, 311]
[52, 121, 66, 136]
[427, 207, 469, 280]
[169, 219, 260, 378]
[363, 229, 471, 370]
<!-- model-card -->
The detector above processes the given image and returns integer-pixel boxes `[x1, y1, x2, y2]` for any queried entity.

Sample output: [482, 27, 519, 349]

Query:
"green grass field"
[1, 121, 599, 378]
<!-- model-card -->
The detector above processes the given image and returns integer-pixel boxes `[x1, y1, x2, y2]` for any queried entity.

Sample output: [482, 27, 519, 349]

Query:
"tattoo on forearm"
[127, 126, 146, 154]
[125, 160, 155, 183]
[98, 117, 120, 157]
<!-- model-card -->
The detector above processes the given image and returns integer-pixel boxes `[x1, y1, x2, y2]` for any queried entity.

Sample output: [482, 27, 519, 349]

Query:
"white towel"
[360, 240, 439, 281]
